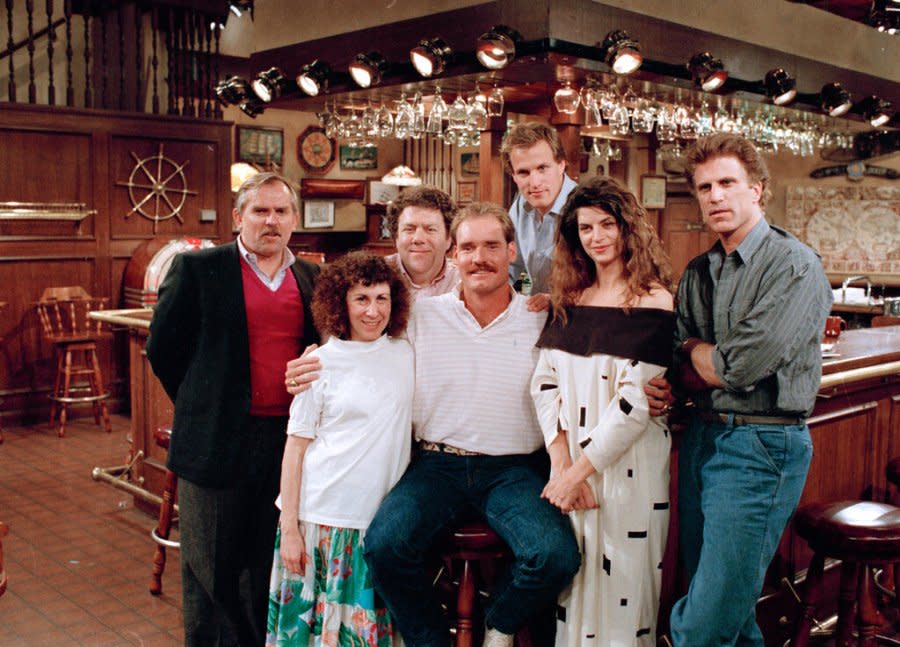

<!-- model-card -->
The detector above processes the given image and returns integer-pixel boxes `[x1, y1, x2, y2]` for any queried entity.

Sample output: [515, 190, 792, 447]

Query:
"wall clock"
[297, 126, 336, 175]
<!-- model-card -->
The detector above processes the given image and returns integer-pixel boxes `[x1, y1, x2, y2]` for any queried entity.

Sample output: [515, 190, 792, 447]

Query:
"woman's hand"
[279, 522, 308, 575]
[542, 465, 598, 513]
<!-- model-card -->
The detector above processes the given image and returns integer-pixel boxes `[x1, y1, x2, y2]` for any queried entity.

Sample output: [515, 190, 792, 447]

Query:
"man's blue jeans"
[364, 449, 580, 647]
[670, 416, 813, 647]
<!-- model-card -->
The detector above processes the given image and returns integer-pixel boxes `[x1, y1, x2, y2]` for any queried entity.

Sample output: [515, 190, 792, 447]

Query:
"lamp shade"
[382, 165, 422, 186]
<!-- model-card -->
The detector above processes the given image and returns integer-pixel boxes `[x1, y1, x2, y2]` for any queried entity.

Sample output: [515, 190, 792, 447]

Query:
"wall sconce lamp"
[820, 82, 853, 118]
[599, 30, 642, 75]
[764, 68, 797, 105]
[858, 95, 892, 127]
[688, 52, 728, 92]
[252, 67, 289, 102]
[349, 51, 388, 88]
[476, 25, 521, 70]
[410, 38, 453, 78]
[297, 60, 331, 97]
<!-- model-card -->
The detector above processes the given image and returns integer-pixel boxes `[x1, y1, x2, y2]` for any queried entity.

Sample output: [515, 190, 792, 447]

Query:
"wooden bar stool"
[35, 287, 111, 437]
[790, 500, 900, 647]
[149, 427, 179, 596]
[438, 520, 532, 647]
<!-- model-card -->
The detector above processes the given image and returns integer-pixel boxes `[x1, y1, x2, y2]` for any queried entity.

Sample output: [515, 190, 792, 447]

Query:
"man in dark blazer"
[147, 172, 319, 647]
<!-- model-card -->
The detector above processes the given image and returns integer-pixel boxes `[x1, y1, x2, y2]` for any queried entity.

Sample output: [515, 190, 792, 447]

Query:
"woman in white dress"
[267, 252, 413, 647]
[531, 177, 675, 647]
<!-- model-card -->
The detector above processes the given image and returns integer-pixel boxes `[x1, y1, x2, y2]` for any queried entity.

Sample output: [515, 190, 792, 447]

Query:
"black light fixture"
[764, 68, 797, 106]
[349, 51, 388, 88]
[239, 99, 265, 118]
[688, 52, 728, 92]
[599, 30, 642, 75]
[476, 25, 521, 70]
[297, 60, 331, 97]
[858, 95, 892, 127]
[251, 67, 287, 103]
[214, 75, 252, 106]
[820, 82, 853, 118]
[410, 37, 453, 78]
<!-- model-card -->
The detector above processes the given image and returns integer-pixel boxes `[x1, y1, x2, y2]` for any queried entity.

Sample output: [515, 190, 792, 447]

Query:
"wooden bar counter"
[660, 326, 900, 646]
[89, 308, 173, 514]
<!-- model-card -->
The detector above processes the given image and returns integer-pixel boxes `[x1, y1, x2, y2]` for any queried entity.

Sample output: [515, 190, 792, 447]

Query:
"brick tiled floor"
[0, 414, 184, 646]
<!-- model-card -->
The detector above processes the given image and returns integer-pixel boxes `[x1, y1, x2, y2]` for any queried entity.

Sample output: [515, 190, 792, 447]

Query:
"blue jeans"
[364, 450, 580, 647]
[670, 416, 813, 647]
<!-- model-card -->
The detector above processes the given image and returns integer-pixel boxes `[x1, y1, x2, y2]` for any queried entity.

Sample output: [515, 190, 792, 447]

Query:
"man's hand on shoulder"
[285, 344, 321, 395]
[526, 292, 551, 312]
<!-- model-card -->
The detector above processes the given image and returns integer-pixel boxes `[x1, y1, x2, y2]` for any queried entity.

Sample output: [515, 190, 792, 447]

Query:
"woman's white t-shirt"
[282, 334, 414, 529]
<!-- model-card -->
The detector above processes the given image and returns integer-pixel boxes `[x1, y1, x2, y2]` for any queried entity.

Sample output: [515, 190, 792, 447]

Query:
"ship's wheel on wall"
[116, 143, 198, 233]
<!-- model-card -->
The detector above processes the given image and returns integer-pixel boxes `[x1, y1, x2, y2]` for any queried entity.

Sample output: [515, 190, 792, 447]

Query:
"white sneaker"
[482, 628, 514, 647]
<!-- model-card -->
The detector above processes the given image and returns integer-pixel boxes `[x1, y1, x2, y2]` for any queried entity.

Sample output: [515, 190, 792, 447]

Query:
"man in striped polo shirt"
[669, 133, 832, 647]
[363, 202, 580, 647]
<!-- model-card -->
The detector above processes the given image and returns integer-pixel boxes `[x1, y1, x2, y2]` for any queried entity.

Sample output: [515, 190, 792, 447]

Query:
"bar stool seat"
[149, 427, 179, 596]
[36, 287, 111, 437]
[791, 500, 900, 647]
[438, 520, 531, 647]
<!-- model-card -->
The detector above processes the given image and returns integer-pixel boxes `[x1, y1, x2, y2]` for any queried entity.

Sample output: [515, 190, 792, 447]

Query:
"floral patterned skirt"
[266, 523, 393, 647]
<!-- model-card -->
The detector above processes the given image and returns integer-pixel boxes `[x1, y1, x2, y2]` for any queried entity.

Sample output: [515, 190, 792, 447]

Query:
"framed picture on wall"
[339, 145, 378, 170]
[237, 126, 284, 166]
[303, 200, 335, 229]
[458, 151, 480, 178]
[457, 180, 477, 204]
[640, 175, 667, 209]
[367, 179, 400, 205]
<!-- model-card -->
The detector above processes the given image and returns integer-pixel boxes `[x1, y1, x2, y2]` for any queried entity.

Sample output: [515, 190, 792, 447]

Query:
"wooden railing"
[0, 0, 225, 118]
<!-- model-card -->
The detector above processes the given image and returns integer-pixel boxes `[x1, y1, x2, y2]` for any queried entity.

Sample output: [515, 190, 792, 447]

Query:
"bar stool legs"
[149, 427, 178, 596]
[49, 342, 111, 437]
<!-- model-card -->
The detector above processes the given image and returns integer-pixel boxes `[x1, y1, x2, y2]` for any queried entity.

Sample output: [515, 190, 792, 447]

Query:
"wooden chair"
[871, 316, 900, 328]
[790, 500, 900, 647]
[35, 286, 111, 437]
[149, 427, 179, 595]
[0, 521, 9, 599]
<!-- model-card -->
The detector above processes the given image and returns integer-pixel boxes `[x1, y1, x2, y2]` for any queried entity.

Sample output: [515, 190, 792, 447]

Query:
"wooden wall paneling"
[108, 135, 222, 240]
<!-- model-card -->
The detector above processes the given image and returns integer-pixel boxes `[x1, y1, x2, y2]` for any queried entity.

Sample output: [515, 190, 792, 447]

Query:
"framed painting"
[339, 145, 378, 170]
[303, 200, 335, 229]
[641, 175, 667, 209]
[237, 126, 284, 166]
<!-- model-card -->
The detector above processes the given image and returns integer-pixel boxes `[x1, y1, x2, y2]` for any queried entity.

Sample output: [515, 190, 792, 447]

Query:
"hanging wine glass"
[599, 86, 616, 120]
[394, 93, 413, 139]
[412, 92, 426, 139]
[631, 99, 655, 133]
[362, 101, 377, 137]
[426, 86, 447, 136]
[656, 105, 677, 143]
[448, 94, 469, 132]
[375, 102, 394, 139]
[467, 94, 488, 131]
[486, 86, 504, 117]
[696, 101, 714, 137]
[553, 80, 581, 115]
[322, 101, 339, 139]
[608, 102, 630, 137]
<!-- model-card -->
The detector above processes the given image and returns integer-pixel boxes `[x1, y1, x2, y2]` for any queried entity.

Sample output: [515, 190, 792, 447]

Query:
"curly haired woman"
[531, 177, 675, 647]
[267, 252, 412, 647]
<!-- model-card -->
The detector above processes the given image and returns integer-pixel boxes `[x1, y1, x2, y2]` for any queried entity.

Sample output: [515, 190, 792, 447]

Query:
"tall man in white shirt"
[363, 202, 580, 647]
[504, 121, 578, 310]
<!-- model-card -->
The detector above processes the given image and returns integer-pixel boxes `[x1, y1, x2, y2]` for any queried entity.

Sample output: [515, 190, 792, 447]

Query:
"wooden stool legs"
[149, 469, 178, 595]
[49, 342, 111, 437]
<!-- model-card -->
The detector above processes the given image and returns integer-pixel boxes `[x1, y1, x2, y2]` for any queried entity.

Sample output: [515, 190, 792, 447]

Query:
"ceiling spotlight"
[349, 51, 388, 88]
[239, 98, 264, 118]
[296, 60, 330, 97]
[214, 75, 252, 106]
[251, 67, 287, 103]
[820, 82, 853, 118]
[599, 30, 642, 75]
[410, 37, 453, 78]
[858, 95, 892, 127]
[764, 68, 797, 105]
[228, 1, 253, 18]
[476, 25, 521, 70]
[688, 52, 728, 92]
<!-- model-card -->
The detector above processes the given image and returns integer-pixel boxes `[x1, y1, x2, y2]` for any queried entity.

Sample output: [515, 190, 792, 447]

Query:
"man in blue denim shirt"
[669, 133, 832, 647]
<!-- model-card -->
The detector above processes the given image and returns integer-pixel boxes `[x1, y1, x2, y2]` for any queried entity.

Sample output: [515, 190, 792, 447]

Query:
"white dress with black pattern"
[531, 306, 673, 647]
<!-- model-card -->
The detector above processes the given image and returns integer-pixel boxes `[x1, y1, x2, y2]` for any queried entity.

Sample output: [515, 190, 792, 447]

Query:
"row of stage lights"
[215, 24, 894, 128]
